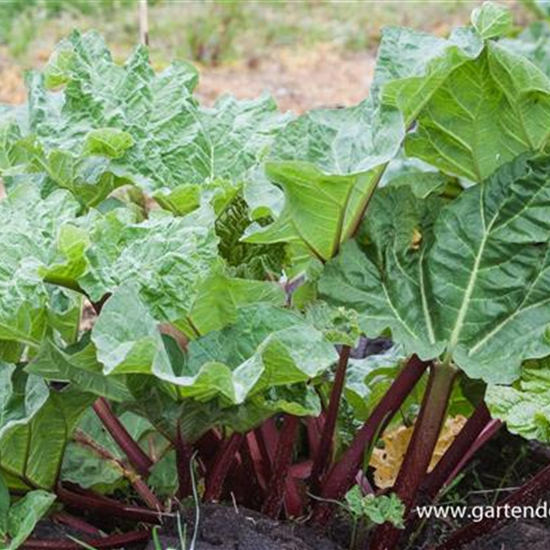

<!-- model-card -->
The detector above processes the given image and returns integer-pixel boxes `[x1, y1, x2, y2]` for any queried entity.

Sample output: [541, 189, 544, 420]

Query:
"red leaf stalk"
[312, 356, 430, 525]
[255, 419, 305, 516]
[443, 418, 502, 489]
[262, 415, 300, 518]
[92, 398, 153, 477]
[369, 362, 457, 550]
[237, 438, 266, 508]
[52, 513, 101, 536]
[203, 432, 244, 502]
[22, 530, 150, 549]
[56, 485, 162, 524]
[310, 346, 351, 493]
[175, 422, 194, 500]
[307, 415, 324, 459]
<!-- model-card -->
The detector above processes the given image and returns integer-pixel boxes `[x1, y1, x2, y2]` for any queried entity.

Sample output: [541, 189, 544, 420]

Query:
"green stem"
[346, 164, 387, 240]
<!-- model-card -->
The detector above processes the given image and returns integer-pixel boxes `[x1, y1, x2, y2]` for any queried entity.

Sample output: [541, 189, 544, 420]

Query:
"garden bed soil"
[24, 501, 550, 550]
[146, 505, 550, 550]
[467, 522, 550, 550]
[145, 504, 343, 550]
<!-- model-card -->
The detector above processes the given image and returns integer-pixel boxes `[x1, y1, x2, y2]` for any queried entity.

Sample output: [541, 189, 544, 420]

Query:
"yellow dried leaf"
[411, 228, 422, 250]
[370, 415, 467, 489]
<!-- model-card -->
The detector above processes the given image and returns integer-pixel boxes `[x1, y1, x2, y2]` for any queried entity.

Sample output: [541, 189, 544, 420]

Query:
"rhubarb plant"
[1, 3, 550, 550]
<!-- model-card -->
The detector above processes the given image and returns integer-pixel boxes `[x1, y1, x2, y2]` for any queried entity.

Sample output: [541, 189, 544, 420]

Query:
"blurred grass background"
[0, 0, 539, 111]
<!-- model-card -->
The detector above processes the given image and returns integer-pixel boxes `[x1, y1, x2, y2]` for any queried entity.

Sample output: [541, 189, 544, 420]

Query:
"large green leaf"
[177, 304, 338, 402]
[1, 31, 290, 205]
[1, 124, 137, 208]
[80, 206, 220, 323]
[0, 185, 84, 347]
[320, 155, 550, 383]
[320, 187, 444, 362]
[373, 26, 483, 123]
[93, 298, 336, 404]
[405, 43, 550, 181]
[106, 302, 334, 442]
[81, 205, 285, 337]
[0, 365, 94, 490]
[243, 22, 485, 265]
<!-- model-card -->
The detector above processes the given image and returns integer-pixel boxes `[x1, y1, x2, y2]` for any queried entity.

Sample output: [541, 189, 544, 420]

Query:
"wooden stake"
[139, 0, 149, 46]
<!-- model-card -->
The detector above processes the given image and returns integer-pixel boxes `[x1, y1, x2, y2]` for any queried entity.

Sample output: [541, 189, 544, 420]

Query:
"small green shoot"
[344, 486, 405, 549]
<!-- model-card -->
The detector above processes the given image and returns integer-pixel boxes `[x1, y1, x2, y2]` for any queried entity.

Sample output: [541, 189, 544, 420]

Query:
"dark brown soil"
[146, 506, 550, 550]
[145, 504, 343, 550]
[467, 521, 550, 550]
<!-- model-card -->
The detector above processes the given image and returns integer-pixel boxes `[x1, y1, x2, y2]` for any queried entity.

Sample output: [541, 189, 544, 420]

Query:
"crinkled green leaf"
[2, 31, 290, 206]
[487, 357, 550, 442]
[83, 202, 285, 339]
[2, 127, 136, 208]
[29, 30, 197, 159]
[375, 26, 483, 123]
[80, 206, 220, 324]
[321, 155, 550, 383]
[2, 129, 138, 208]
[92, 283, 174, 376]
[150, 93, 291, 189]
[173, 304, 338, 403]
[471, 2, 513, 40]
[0, 186, 83, 346]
